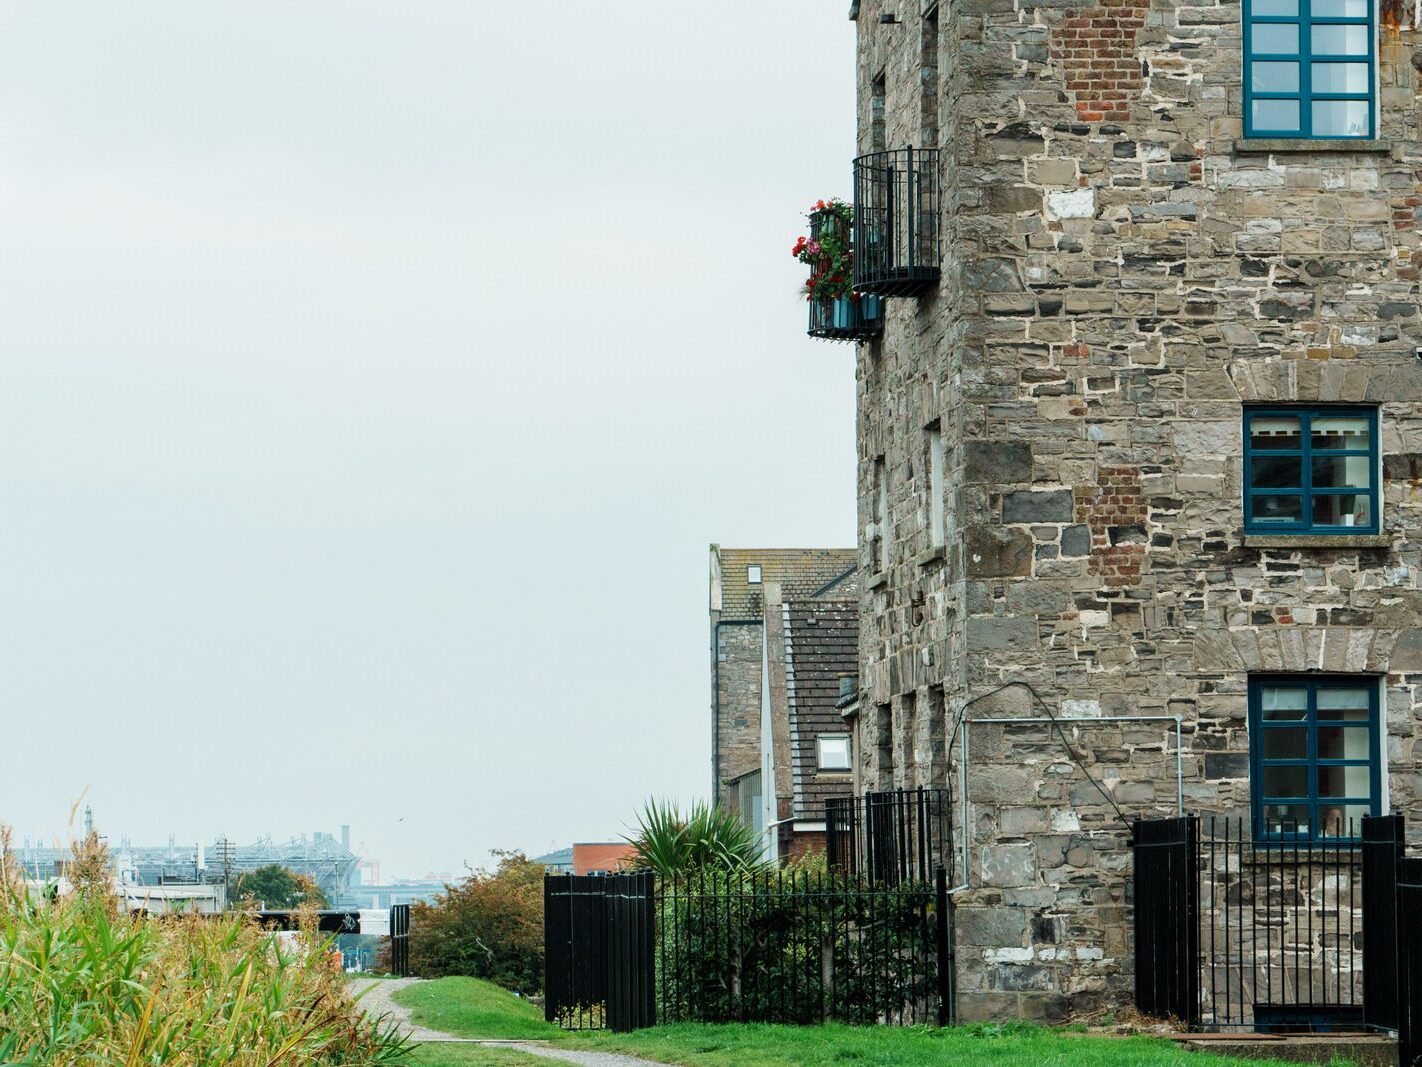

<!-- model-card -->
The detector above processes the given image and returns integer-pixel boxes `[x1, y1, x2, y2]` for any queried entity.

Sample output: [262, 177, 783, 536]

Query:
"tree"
[234, 865, 329, 909]
[408, 851, 543, 991]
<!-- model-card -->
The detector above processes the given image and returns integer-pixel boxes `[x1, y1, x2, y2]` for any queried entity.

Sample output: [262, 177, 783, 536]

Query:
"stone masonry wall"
[715, 622, 763, 810]
[853, 0, 1422, 1023]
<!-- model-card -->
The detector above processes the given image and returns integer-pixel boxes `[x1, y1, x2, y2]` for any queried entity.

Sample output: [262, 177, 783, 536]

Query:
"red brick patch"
[1075, 465, 1149, 587]
[1055, 1, 1148, 123]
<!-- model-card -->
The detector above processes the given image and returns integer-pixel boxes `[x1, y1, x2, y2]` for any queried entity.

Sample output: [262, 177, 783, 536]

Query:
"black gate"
[544, 873, 655, 1032]
[1133, 816, 1200, 1025]
[1397, 856, 1422, 1067]
[389, 903, 411, 977]
[1134, 814, 1406, 1033]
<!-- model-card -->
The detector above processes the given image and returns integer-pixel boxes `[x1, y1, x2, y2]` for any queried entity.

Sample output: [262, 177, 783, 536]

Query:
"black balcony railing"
[852, 147, 941, 297]
[825, 787, 952, 885]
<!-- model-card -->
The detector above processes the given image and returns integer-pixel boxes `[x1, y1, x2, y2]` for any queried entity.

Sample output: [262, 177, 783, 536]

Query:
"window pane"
[1312, 0, 1368, 14]
[1254, 97, 1302, 131]
[1250, 417, 1303, 450]
[1262, 803, 1310, 834]
[1314, 99, 1371, 137]
[1263, 765, 1309, 797]
[1262, 727, 1308, 759]
[1317, 687, 1370, 714]
[1311, 62, 1372, 94]
[818, 737, 851, 770]
[1255, 0, 1299, 11]
[1312, 24, 1370, 56]
[1318, 763, 1371, 798]
[1250, 494, 1304, 524]
[1311, 416, 1371, 451]
[1253, 61, 1301, 92]
[1260, 686, 1309, 719]
[1319, 725, 1371, 760]
[1253, 23, 1301, 53]
[1319, 803, 1371, 837]
[1312, 493, 1372, 527]
[1252, 455, 1303, 488]
[1313, 456, 1372, 489]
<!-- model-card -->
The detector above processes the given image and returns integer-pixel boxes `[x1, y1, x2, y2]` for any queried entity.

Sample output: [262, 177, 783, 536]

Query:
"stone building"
[709, 545, 856, 821]
[840, 0, 1422, 1024]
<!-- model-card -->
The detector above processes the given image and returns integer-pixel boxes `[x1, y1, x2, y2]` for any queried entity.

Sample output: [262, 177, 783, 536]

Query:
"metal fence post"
[1363, 814, 1404, 1032]
[935, 866, 954, 1026]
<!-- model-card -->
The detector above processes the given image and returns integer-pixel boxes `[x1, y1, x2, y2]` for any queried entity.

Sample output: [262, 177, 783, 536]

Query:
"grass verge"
[395, 977, 1336, 1067]
[405, 1046, 550, 1066]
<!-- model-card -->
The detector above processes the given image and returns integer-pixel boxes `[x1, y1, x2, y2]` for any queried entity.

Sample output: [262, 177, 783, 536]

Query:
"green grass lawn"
[394, 977, 560, 1040]
[405, 1046, 549, 1066]
[394, 977, 1333, 1067]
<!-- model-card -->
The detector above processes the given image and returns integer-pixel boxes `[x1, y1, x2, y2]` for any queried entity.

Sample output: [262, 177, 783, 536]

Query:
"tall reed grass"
[0, 828, 409, 1065]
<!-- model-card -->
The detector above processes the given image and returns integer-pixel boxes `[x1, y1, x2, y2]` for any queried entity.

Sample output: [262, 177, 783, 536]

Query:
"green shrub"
[408, 851, 543, 992]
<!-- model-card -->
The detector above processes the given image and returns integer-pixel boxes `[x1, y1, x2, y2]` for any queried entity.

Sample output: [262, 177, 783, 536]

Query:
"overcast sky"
[0, 3, 857, 878]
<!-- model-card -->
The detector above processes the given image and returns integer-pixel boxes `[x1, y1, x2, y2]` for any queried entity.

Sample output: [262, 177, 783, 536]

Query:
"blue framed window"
[1243, 407, 1378, 534]
[1249, 675, 1381, 842]
[1244, 0, 1375, 139]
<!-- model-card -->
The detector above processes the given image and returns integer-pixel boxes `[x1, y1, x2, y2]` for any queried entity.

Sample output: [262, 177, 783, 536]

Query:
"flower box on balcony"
[808, 294, 883, 341]
[852, 146, 941, 297]
[794, 200, 882, 342]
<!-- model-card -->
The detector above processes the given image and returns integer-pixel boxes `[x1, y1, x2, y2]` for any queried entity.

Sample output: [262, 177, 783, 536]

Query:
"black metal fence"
[852, 147, 940, 297]
[656, 868, 949, 1027]
[1398, 854, 1422, 1067]
[1133, 816, 1199, 1025]
[1132, 814, 1412, 1033]
[825, 787, 952, 885]
[389, 903, 411, 978]
[544, 873, 655, 1032]
[1197, 816, 1368, 1031]
[545, 865, 952, 1032]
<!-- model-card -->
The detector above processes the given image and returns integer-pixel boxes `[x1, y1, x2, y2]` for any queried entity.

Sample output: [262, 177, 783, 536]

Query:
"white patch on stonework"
[1051, 810, 1081, 832]
[1342, 325, 1379, 345]
[1386, 565, 1411, 587]
[1062, 698, 1102, 718]
[1047, 188, 1095, 219]
[1079, 610, 1110, 629]
[984, 947, 1033, 964]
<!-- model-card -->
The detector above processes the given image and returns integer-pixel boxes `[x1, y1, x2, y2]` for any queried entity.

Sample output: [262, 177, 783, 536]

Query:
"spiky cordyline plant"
[624, 799, 767, 879]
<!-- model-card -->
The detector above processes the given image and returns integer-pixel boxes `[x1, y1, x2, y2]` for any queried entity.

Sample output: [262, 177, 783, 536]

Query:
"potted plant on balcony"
[793, 198, 881, 339]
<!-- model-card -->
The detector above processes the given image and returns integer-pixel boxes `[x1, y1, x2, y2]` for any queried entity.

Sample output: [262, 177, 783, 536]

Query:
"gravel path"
[347, 978, 672, 1067]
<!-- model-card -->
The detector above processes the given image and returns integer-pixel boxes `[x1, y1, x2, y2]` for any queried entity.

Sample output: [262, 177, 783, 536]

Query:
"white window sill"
[1235, 138, 1391, 154]
[1244, 533, 1390, 549]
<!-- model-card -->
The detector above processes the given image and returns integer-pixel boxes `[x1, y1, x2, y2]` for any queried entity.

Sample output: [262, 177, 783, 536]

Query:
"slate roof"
[783, 598, 858, 817]
[712, 547, 857, 623]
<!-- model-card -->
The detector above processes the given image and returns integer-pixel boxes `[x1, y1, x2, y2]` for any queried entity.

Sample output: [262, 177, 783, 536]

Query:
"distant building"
[533, 843, 635, 876]
[15, 827, 361, 902]
[709, 545, 856, 820]
[757, 582, 859, 864]
[532, 847, 574, 874]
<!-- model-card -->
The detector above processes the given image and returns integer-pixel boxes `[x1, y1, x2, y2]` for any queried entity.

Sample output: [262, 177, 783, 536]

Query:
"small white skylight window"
[747, 565, 762, 584]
